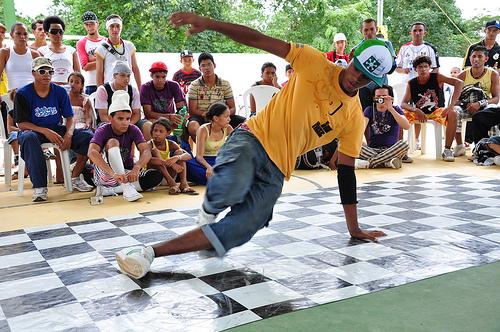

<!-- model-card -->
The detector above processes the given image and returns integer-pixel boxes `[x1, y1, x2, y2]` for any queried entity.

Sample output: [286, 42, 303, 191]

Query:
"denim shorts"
[201, 129, 285, 256]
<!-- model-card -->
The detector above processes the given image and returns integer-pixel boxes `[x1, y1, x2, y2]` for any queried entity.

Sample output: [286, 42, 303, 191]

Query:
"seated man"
[88, 90, 162, 201]
[94, 61, 151, 139]
[456, 46, 500, 145]
[401, 55, 463, 162]
[14, 57, 94, 201]
[187, 52, 245, 142]
[356, 85, 410, 169]
[140, 61, 186, 130]
[249, 62, 281, 114]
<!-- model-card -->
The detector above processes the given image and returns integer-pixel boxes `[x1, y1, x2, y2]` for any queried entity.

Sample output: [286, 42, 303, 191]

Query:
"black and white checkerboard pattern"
[1, 174, 500, 331]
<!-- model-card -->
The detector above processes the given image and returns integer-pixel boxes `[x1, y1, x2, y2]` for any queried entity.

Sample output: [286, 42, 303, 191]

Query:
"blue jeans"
[18, 125, 93, 188]
[201, 129, 284, 256]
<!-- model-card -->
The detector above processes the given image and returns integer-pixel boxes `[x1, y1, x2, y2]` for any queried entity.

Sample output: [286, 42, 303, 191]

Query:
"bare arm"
[250, 94, 256, 113]
[195, 125, 211, 169]
[130, 108, 141, 125]
[400, 83, 413, 111]
[437, 74, 463, 111]
[72, 52, 81, 72]
[225, 98, 236, 116]
[0, 49, 8, 81]
[96, 55, 104, 87]
[170, 12, 291, 59]
[131, 53, 142, 91]
[88, 142, 115, 175]
[188, 98, 205, 117]
[489, 71, 499, 105]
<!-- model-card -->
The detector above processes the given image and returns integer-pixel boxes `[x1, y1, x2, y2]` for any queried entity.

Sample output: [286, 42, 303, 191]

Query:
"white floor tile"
[468, 198, 500, 207]
[413, 216, 468, 228]
[273, 202, 302, 212]
[481, 233, 500, 244]
[485, 249, 500, 260]
[269, 241, 329, 258]
[188, 310, 261, 332]
[402, 264, 458, 280]
[370, 189, 408, 196]
[415, 189, 452, 197]
[324, 262, 396, 284]
[335, 243, 402, 260]
[0, 273, 64, 301]
[297, 214, 344, 226]
[411, 229, 475, 244]
[146, 211, 191, 222]
[284, 226, 338, 241]
[365, 196, 407, 205]
[104, 213, 144, 221]
[7, 303, 93, 332]
[0, 250, 44, 269]
[33, 234, 85, 250]
[279, 195, 314, 203]
[411, 244, 478, 263]
[358, 215, 405, 227]
[308, 285, 369, 304]
[223, 281, 302, 309]
[70, 221, 116, 234]
[47, 251, 108, 272]
[466, 189, 500, 198]
[473, 207, 500, 217]
[309, 203, 345, 213]
[120, 223, 167, 235]
[145, 278, 219, 302]
[88, 236, 140, 251]
[416, 197, 459, 206]
[414, 206, 462, 216]
[24, 224, 67, 233]
[67, 274, 140, 302]
[248, 258, 318, 279]
[0, 233, 31, 247]
[360, 204, 406, 214]
[177, 257, 243, 278]
[0, 304, 5, 320]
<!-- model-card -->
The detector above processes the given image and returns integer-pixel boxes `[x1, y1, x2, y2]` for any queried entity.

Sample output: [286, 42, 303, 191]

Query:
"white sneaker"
[115, 246, 154, 279]
[384, 157, 402, 169]
[32, 187, 48, 202]
[122, 183, 143, 202]
[354, 159, 370, 169]
[453, 144, 466, 157]
[100, 185, 123, 196]
[196, 207, 217, 226]
[494, 156, 500, 166]
[442, 148, 455, 162]
[72, 177, 93, 192]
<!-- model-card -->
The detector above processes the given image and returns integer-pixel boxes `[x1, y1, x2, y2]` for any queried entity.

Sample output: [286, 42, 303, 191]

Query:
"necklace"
[471, 68, 486, 80]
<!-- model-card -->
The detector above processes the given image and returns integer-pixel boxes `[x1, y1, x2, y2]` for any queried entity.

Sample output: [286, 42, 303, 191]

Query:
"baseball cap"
[335, 59, 348, 68]
[113, 61, 131, 74]
[149, 61, 168, 73]
[32, 57, 54, 71]
[353, 39, 394, 87]
[334, 33, 347, 43]
[82, 11, 98, 23]
[180, 50, 193, 58]
[108, 90, 131, 115]
[485, 20, 500, 29]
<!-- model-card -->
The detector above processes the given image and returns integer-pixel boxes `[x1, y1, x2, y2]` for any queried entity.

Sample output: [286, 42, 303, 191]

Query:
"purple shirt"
[364, 105, 403, 149]
[90, 123, 145, 169]
[140, 80, 186, 116]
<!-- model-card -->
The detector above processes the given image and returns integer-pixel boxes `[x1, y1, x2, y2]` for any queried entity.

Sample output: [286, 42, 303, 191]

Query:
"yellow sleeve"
[285, 44, 328, 75]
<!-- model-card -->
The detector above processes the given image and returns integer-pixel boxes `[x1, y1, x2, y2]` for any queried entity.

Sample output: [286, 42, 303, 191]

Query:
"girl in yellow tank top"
[147, 117, 198, 195]
[188, 102, 233, 184]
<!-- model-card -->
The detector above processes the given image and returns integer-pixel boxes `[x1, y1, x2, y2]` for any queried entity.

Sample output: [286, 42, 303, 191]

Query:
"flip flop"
[180, 186, 199, 195]
[168, 186, 181, 195]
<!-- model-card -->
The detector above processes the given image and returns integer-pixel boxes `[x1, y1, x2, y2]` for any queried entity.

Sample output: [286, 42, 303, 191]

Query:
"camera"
[375, 98, 384, 104]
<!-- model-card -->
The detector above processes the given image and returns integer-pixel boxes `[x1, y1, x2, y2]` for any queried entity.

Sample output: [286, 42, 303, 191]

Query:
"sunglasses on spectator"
[36, 69, 55, 76]
[49, 29, 64, 35]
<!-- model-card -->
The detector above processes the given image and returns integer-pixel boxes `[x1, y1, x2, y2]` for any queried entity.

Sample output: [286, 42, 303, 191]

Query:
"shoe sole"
[73, 186, 94, 192]
[32, 197, 47, 202]
[123, 194, 143, 202]
[115, 252, 144, 279]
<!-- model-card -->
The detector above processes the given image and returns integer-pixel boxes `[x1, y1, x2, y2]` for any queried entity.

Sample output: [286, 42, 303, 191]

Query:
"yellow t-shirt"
[246, 43, 364, 180]
[464, 68, 494, 98]
[0, 71, 8, 95]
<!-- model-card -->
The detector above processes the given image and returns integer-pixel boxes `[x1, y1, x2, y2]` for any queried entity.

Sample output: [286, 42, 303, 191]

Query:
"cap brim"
[33, 65, 55, 71]
[354, 58, 384, 87]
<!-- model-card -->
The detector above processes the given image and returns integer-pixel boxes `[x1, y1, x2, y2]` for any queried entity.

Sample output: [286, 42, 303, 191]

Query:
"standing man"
[325, 32, 349, 64]
[186, 52, 245, 142]
[95, 14, 141, 91]
[463, 20, 500, 71]
[29, 20, 47, 51]
[14, 58, 94, 201]
[115, 12, 392, 279]
[76, 11, 104, 95]
[172, 50, 201, 94]
[141, 61, 186, 126]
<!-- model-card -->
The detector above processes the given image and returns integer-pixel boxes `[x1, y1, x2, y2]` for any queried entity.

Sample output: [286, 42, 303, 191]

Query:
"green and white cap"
[353, 39, 394, 87]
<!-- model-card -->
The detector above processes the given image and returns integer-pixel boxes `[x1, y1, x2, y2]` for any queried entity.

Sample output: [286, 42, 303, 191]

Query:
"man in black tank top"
[401, 55, 464, 161]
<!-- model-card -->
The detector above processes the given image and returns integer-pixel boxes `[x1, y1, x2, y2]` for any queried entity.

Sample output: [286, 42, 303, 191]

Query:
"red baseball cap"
[149, 61, 168, 73]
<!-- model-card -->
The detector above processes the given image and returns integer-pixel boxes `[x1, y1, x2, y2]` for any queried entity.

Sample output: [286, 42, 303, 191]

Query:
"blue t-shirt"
[14, 83, 73, 127]
[364, 105, 403, 148]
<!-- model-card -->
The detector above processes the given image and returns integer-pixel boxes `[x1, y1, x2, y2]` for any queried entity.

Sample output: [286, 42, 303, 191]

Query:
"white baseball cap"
[108, 90, 131, 115]
[334, 33, 347, 43]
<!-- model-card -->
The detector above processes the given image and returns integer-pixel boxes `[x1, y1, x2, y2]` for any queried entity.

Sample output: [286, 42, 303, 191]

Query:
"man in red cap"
[140, 61, 187, 128]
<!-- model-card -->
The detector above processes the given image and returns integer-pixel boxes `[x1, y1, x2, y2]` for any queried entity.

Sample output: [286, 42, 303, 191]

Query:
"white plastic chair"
[0, 104, 12, 186]
[408, 120, 443, 160]
[87, 92, 98, 129]
[241, 85, 280, 118]
[392, 82, 406, 106]
[17, 142, 73, 195]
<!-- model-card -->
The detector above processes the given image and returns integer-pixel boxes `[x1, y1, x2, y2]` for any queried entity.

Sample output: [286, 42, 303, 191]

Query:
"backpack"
[458, 83, 488, 109]
[471, 137, 498, 165]
[295, 139, 338, 170]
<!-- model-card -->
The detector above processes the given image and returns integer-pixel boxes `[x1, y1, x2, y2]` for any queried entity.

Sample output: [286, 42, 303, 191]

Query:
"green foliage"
[17, 0, 495, 57]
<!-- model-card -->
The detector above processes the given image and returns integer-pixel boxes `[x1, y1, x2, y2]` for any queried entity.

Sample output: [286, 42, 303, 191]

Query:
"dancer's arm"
[170, 12, 290, 59]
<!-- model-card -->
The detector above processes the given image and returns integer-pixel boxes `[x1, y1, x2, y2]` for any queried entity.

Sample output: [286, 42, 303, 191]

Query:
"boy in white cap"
[88, 90, 162, 201]
[326, 32, 349, 63]
[95, 14, 141, 91]
[116, 12, 394, 279]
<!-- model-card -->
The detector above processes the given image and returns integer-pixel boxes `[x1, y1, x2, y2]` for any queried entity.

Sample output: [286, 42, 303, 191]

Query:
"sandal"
[168, 185, 181, 195]
[180, 186, 199, 195]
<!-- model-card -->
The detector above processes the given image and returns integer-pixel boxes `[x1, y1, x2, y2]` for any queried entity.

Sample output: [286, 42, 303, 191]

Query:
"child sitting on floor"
[68, 72, 93, 130]
[148, 117, 198, 195]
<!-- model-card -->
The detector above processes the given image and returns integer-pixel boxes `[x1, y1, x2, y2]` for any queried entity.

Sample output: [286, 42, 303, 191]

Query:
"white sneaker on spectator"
[100, 185, 123, 196]
[453, 144, 466, 157]
[32, 187, 48, 202]
[115, 246, 154, 279]
[354, 159, 370, 169]
[122, 183, 143, 202]
[402, 155, 413, 163]
[72, 177, 93, 192]
[442, 148, 455, 162]
[494, 156, 500, 166]
[385, 158, 402, 169]
[197, 207, 217, 226]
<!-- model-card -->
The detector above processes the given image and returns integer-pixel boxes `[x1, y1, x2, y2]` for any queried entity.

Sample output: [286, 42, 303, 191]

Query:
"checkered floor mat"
[1, 174, 500, 331]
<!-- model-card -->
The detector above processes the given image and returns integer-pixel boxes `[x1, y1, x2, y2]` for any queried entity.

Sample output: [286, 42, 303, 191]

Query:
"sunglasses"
[36, 69, 55, 76]
[49, 29, 64, 35]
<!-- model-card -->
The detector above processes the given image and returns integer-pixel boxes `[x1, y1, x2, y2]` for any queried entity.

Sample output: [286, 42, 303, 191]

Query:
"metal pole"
[377, 0, 384, 26]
